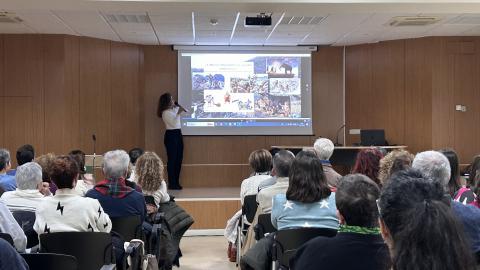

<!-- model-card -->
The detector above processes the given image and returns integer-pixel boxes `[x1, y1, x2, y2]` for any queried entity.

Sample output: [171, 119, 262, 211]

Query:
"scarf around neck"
[94, 177, 134, 199]
[339, 224, 381, 235]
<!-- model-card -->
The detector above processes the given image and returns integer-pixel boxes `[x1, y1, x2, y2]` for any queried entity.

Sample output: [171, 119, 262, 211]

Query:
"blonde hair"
[378, 150, 414, 186]
[134, 152, 164, 192]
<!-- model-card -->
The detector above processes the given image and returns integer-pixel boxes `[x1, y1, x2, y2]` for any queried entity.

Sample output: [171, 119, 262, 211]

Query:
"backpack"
[148, 212, 176, 270]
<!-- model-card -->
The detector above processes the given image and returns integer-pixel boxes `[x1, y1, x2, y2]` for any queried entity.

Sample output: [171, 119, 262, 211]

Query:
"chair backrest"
[242, 195, 258, 224]
[40, 232, 115, 270]
[255, 213, 277, 240]
[21, 253, 78, 270]
[111, 215, 143, 242]
[0, 232, 14, 246]
[273, 227, 337, 268]
[11, 210, 38, 248]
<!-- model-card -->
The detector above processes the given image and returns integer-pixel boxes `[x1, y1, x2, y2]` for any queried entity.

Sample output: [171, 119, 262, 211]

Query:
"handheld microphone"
[174, 101, 179, 106]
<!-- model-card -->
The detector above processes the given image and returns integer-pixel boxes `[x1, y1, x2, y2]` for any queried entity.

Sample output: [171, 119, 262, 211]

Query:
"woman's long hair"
[379, 169, 475, 270]
[134, 152, 164, 192]
[286, 150, 330, 203]
[157, 93, 173, 118]
[352, 148, 383, 187]
[439, 149, 461, 198]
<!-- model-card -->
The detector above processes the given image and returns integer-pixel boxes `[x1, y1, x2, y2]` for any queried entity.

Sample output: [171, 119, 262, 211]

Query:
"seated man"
[412, 151, 480, 255]
[0, 149, 16, 192]
[86, 150, 146, 221]
[7, 144, 35, 177]
[1, 162, 49, 212]
[293, 174, 390, 270]
[313, 138, 341, 187]
[257, 150, 294, 214]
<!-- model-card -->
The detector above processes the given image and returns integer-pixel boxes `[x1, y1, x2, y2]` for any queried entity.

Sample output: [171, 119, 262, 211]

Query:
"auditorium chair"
[21, 253, 78, 270]
[236, 194, 258, 265]
[272, 227, 337, 269]
[254, 213, 277, 241]
[11, 210, 38, 248]
[111, 215, 144, 242]
[40, 232, 116, 270]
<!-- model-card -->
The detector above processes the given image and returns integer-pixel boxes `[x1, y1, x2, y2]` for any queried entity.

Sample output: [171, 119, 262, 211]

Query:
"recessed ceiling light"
[210, 18, 218, 26]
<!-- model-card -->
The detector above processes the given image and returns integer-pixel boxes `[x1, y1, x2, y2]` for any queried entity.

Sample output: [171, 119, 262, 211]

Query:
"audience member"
[128, 147, 144, 183]
[456, 155, 480, 207]
[35, 153, 58, 194]
[257, 150, 294, 214]
[34, 155, 112, 234]
[378, 149, 413, 186]
[240, 149, 272, 204]
[7, 144, 35, 176]
[293, 174, 389, 270]
[0, 200, 27, 252]
[313, 138, 341, 187]
[241, 151, 338, 270]
[1, 162, 48, 212]
[69, 150, 94, 196]
[439, 149, 463, 198]
[86, 150, 146, 221]
[135, 151, 170, 211]
[378, 169, 476, 270]
[0, 238, 29, 270]
[0, 149, 16, 191]
[352, 148, 383, 187]
[271, 150, 338, 230]
[412, 151, 480, 255]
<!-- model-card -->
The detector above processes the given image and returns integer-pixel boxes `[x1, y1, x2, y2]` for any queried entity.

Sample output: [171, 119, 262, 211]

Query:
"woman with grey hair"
[1, 162, 50, 212]
[86, 150, 146, 221]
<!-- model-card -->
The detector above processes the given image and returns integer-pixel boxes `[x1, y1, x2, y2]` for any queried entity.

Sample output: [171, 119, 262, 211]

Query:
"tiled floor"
[177, 236, 237, 270]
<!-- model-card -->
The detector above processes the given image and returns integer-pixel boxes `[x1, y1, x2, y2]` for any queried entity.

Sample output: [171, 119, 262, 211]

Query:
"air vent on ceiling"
[104, 14, 150, 24]
[447, 15, 480, 25]
[387, 16, 442, 27]
[280, 16, 324, 25]
[0, 12, 23, 23]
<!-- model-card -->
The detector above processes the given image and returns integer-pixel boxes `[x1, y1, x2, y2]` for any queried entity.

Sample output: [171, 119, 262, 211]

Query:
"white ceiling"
[3, 1, 480, 46]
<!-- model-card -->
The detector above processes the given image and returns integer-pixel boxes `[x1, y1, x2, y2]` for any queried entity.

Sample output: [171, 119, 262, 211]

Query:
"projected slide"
[178, 50, 312, 135]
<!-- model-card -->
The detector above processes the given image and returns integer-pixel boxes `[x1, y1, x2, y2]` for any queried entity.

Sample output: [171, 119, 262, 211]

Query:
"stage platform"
[170, 188, 241, 234]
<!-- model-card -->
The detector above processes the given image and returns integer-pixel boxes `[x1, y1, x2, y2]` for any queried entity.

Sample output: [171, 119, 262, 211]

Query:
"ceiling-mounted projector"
[245, 13, 272, 27]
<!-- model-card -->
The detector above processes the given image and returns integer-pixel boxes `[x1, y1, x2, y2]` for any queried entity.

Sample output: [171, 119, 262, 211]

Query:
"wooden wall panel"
[78, 38, 112, 154]
[3, 35, 45, 158]
[110, 42, 144, 150]
[176, 200, 241, 229]
[3, 97, 35, 157]
[0, 36, 3, 146]
[404, 38, 433, 154]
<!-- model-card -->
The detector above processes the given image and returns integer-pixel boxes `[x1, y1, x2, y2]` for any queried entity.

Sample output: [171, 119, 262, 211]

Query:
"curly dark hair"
[157, 93, 173, 118]
[379, 169, 475, 270]
[286, 151, 330, 203]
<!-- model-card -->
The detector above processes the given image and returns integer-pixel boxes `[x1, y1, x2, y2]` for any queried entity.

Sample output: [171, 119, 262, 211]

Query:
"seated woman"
[352, 148, 384, 187]
[240, 149, 273, 204]
[271, 150, 338, 230]
[241, 151, 339, 270]
[69, 150, 94, 196]
[34, 155, 112, 234]
[134, 151, 170, 213]
[378, 149, 413, 186]
[378, 169, 476, 270]
[455, 155, 480, 208]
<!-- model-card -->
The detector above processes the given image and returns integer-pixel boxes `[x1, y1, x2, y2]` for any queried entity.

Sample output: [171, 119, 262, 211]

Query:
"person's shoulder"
[273, 193, 286, 203]
[0, 190, 14, 199]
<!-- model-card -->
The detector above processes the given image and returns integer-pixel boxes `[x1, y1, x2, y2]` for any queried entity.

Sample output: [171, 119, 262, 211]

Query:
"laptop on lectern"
[360, 129, 386, 146]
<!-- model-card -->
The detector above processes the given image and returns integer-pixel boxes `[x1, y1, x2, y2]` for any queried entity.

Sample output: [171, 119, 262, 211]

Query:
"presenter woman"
[158, 93, 187, 190]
